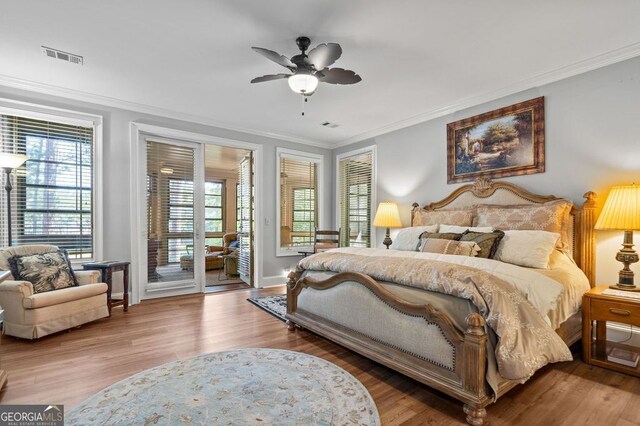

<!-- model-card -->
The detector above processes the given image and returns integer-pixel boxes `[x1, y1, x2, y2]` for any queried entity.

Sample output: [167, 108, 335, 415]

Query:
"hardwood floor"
[1, 286, 639, 425]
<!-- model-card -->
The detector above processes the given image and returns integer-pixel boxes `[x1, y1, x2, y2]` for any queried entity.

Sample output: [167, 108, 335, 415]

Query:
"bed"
[285, 178, 597, 425]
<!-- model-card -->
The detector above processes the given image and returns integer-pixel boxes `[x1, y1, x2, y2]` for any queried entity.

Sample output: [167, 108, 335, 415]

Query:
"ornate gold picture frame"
[447, 97, 545, 184]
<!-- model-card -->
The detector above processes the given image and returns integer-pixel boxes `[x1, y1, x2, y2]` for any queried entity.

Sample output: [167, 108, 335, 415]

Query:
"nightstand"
[582, 285, 640, 377]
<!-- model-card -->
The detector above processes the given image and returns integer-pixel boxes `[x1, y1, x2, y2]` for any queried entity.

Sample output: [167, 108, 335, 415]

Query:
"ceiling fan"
[250, 36, 362, 97]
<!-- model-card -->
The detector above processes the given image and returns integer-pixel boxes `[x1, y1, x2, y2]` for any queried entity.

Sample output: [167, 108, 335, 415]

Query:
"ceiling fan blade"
[250, 73, 291, 83]
[251, 47, 297, 70]
[317, 68, 362, 85]
[307, 43, 342, 70]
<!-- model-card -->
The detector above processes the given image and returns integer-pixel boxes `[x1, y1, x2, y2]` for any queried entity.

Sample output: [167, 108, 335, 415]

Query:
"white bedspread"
[322, 247, 589, 328]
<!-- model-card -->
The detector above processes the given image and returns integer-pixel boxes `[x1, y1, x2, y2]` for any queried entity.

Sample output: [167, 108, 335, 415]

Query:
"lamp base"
[382, 227, 392, 250]
[609, 284, 640, 292]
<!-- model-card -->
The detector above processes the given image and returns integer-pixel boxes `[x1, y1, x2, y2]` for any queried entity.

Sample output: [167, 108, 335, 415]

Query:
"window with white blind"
[276, 148, 323, 256]
[337, 147, 375, 248]
[0, 113, 97, 259]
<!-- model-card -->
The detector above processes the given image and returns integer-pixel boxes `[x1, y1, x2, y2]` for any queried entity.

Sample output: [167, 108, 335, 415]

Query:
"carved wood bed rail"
[285, 178, 597, 425]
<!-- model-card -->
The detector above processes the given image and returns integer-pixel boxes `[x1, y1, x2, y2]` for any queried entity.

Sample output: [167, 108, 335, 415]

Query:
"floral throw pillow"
[8, 250, 78, 294]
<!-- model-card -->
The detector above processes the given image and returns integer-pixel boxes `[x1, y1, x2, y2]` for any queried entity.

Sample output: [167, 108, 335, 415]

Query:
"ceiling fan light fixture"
[288, 74, 318, 95]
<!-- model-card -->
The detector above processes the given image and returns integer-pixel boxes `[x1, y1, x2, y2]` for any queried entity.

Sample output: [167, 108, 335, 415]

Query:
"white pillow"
[390, 225, 439, 251]
[438, 224, 494, 233]
[494, 230, 560, 269]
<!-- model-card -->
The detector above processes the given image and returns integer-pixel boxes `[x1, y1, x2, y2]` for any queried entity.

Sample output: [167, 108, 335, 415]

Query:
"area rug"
[67, 348, 379, 425]
[247, 294, 287, 322]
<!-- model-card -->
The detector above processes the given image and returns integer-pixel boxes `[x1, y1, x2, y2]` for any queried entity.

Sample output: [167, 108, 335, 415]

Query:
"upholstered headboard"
[411, 178, 597, 286]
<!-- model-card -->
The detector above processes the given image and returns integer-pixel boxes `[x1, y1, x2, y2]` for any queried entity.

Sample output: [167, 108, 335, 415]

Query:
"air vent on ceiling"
[321, 121, 339, 128]
[41, 46, 83, 65]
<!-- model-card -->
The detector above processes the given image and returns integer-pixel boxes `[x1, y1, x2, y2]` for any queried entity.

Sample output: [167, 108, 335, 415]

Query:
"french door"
[143, 138, 205, 299]
[237, 153, 253, 285]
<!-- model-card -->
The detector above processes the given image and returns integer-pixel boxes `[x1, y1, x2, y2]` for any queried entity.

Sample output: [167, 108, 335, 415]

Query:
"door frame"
[129, 122, 263, 304]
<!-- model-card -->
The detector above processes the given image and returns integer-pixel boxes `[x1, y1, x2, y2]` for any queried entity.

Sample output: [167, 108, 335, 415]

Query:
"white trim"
[275, 147, 324, 257]
[260, 276, 288, 288]
[130, 122, 265, 304]
[0, 74, 326, 148]
[607, 323, 640, 348]
[335, 145, 377, 248]
[331, 41, 640, 148]
[0, 97, 103, 262]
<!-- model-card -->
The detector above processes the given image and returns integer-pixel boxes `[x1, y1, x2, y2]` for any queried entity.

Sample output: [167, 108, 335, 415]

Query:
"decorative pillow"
[438, 225, 494, 234]
[419, 239, 481, 257]
[413, 209, 474, 227]
[8, 250, 78, 294]
[493, 230, 560, 269]
[460, 230, 505, 259]
[474, 200, 573, 251]
[416, 232, 463, 251]
[390, 225, 439, 251]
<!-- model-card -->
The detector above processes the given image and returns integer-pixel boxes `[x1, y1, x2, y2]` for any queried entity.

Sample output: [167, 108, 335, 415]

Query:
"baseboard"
[259, 276, 288, 288]
[111, 292, 125, 300]
[607, 323, 640, 347]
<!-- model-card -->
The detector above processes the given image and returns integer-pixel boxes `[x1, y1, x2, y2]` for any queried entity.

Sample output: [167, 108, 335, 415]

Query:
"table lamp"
[595, 184, 640, 291]
[373, 202, 402, 249]
[0, 153, 28, 247]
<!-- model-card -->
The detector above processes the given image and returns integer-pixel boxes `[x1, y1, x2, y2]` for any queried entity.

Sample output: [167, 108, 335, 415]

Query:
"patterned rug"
[247, 294, 287, 322]
[67, 348, 379, 425]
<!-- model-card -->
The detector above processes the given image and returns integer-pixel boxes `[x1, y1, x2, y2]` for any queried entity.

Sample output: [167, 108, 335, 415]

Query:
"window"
[167, 178, 194, 263]
[276, 148, 323, 256]
[337, 147, 375, 248]
[291, 188, 315, 246]
[0, 114, 96, 259]
[204, 181, 224, 247]
[164, 179, 225, 261]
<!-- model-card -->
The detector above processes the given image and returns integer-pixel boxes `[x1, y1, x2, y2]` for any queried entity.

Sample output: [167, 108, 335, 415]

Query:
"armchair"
[0, 245, 109, 339]
[180, 232, 239, 271]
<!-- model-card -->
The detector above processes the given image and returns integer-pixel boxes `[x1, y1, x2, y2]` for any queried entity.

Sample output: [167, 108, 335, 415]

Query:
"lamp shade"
[595, 184, 640, 231]
[288, 74, 318, 95]
[373, 202, 402, 228]
[0, 153, 27, 169]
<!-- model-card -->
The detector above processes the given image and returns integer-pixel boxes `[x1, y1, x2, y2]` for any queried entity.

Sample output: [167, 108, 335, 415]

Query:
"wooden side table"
[582, 285, 640, 377]
[82, 261, 130, 315]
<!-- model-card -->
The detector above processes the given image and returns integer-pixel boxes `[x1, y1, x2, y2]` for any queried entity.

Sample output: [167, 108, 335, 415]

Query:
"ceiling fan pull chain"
[301, 95, 305, 116]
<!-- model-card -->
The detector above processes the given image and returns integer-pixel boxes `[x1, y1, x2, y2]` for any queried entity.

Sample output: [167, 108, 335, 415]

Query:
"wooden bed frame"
[286, 178, 597, 425]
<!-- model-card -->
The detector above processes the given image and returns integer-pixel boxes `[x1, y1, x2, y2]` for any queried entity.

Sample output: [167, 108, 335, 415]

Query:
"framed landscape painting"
[447, 97, 545, 184]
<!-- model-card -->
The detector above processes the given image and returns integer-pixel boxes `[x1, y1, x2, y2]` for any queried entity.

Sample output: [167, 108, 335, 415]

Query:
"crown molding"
[331, 41, 640, 149]
[2, 40, 639, 152]
[0, 74, 329, 149]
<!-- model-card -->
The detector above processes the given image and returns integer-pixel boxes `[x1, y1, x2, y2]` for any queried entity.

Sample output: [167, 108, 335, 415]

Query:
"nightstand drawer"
[590, 298, 640, 325]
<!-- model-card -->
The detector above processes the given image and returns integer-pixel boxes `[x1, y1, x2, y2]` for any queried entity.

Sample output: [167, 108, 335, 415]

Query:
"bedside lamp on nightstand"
[373, 202, 402, 249]
[595, 184, 640, 291]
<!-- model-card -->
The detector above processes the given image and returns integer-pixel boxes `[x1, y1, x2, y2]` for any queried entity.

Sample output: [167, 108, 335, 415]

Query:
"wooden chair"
[314, 228, 340, 253]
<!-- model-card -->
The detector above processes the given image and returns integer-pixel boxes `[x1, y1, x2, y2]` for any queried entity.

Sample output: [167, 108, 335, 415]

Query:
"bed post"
[286, 271, 299, 331]
[462, 313, 488, 425]
[578, 191, 597, 286]
[411, 202, 420, 226]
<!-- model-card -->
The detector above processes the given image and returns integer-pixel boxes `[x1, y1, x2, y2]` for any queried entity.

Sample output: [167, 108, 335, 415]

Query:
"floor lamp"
[0, 153, 28, 247]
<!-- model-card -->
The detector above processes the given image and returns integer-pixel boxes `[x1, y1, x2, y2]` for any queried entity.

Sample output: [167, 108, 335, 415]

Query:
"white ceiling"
[1, 1, 639, 148]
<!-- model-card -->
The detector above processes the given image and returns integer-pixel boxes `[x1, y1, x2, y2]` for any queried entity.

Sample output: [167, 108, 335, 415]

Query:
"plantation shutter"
[338, 151, 373, 248]
[279, 157, 317, 250]
[0, 114, 94, 258]
[237, 153, 253, 284]
[146, 141, 195, 279]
